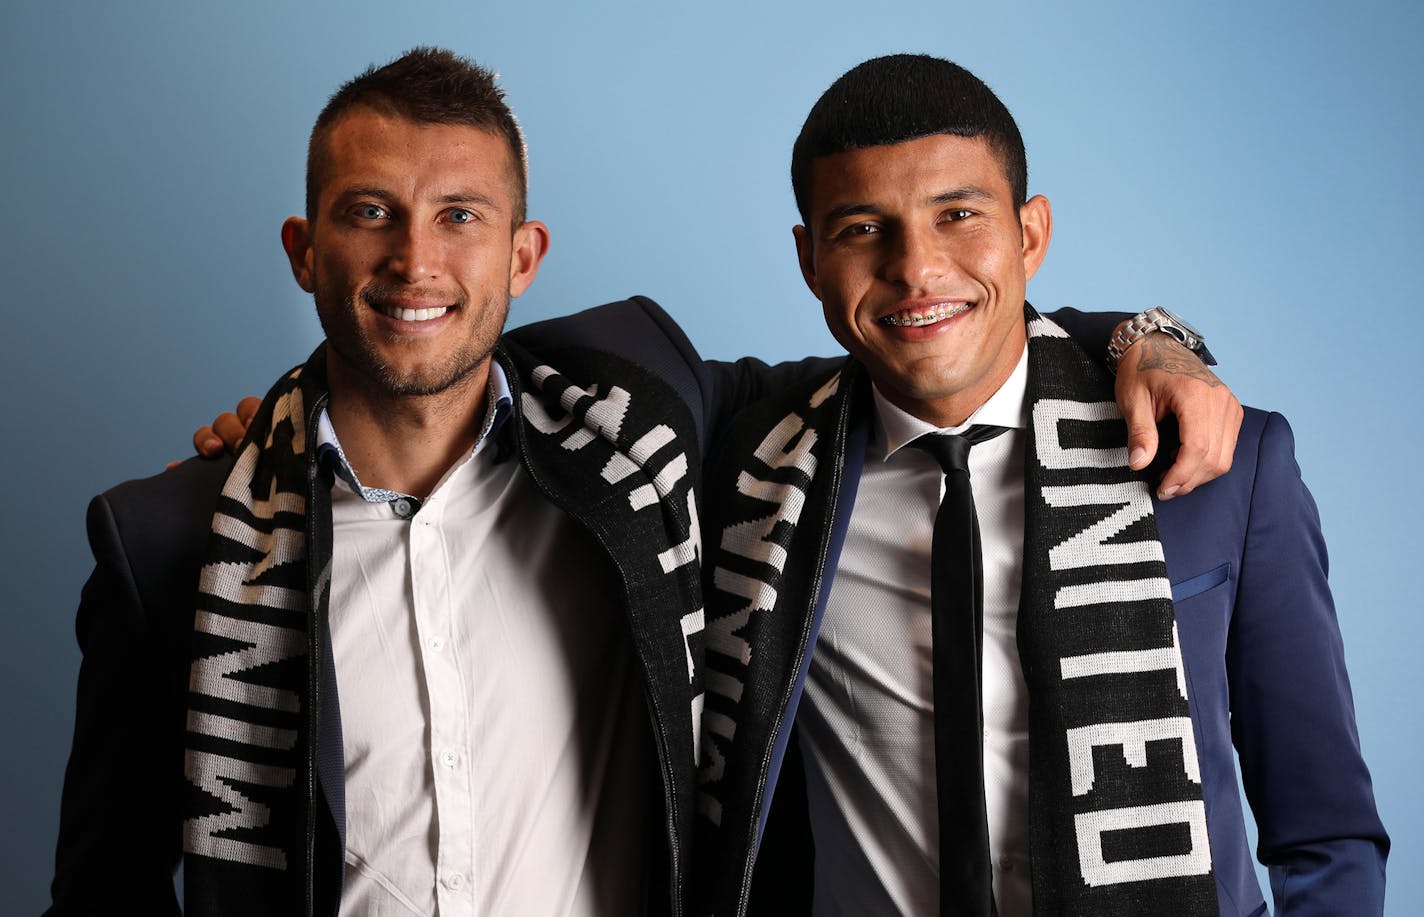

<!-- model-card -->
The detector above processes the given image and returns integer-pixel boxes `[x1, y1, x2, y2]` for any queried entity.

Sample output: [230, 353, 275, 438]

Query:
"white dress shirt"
[321, 364, 651, 916]
[799, 349, 1033, 915]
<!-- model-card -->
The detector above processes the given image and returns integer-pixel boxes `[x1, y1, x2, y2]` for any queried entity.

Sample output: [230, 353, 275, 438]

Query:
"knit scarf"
[180, 342, 708, 916]
[1019, 310, 1217, 915]
[182, 357, 324, 914]
[697, 308, 1218, 915]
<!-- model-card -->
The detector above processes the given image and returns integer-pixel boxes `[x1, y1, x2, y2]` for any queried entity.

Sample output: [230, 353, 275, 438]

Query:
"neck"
[324, 349, 494, 499]
[893, 332, 1027, 429]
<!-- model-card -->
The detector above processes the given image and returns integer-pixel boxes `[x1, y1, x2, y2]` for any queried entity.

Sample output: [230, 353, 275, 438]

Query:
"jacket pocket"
[1170, 562, 1230, 603]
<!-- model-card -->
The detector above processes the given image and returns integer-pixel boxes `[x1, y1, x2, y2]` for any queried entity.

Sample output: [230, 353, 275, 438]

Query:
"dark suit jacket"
[47, 297, 726, 915]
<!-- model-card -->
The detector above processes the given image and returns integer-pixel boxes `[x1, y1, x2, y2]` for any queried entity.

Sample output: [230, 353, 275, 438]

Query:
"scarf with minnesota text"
[180, 343, 707, 916]
[698, 307, 1217, 916]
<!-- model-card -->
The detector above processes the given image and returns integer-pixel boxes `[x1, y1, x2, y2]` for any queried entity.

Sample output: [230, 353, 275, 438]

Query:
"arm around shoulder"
[1049, 306, 1242, 492]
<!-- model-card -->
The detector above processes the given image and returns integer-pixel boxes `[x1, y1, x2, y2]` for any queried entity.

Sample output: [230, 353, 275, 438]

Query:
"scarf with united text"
[697, 307, 1218, 916]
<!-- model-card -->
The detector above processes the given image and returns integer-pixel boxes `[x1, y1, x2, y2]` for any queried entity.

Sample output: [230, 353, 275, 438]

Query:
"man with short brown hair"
[49, 49, 709, 916]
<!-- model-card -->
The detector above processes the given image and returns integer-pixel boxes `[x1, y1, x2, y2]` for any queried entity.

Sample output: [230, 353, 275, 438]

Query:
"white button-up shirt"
[321, 364, 651, 916]
[799, 349, 1033, 915]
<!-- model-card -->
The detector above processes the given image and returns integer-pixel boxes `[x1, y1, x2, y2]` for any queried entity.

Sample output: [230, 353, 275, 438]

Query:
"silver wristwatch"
[1106, 307, 1209, 373]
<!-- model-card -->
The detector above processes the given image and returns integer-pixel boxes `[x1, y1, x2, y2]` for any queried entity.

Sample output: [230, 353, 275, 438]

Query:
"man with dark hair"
[697, 54, 1387, 916]
[789, 55, 1029, 218]
[48, 48, 1242, 916]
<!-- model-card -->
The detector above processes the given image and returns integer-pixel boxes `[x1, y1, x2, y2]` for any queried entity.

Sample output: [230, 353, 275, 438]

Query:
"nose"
[386, 219, 442, 282]
[883, 223, 949, 291]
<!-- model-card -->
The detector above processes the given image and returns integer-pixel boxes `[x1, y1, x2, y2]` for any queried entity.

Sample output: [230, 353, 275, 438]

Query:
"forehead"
[317, 108, 516, 200]
[804, 133, 1012, 218]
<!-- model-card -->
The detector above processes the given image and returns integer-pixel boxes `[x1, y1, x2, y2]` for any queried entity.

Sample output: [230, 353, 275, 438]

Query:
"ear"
[508, 219, 550, 298]
[281, 217, 315, 293]
[1019, 194, 1053, 281]
[792, 224, 822, 300]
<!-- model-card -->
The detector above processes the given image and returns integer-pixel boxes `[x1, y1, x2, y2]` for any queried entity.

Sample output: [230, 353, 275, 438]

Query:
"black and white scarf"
[182, 355, 326, 914]
[1018, 310, 1217, 915]
[180, 343, 708, 915]
[698, 307, 1218, 915]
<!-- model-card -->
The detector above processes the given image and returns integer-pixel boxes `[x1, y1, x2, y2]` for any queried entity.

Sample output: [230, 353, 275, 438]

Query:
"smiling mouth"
[879, 302, 973, 327]
[376, 304, 450, 322]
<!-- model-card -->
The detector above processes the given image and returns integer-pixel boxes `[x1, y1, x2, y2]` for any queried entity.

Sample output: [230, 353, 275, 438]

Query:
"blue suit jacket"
[1154, 408, 1387, 914]
[739, 373, 1387, 917]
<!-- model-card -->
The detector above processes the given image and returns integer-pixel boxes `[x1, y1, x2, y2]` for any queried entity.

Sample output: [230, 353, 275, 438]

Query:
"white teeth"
[880, 302, 972, 327]
[381, 305, 449, 322]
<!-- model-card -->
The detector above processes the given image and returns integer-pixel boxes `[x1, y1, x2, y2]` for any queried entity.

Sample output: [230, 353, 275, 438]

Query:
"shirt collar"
[873, 346, 1030, 461]
[316, 360, 515, 504]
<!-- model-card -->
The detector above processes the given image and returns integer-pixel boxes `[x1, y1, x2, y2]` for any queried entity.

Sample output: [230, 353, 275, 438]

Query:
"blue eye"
[447, 208, 474, 223]
[356, 204, 387, 220]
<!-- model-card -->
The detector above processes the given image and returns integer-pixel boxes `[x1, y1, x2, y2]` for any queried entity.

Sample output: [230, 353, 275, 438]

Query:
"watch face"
[1154, 308, 1203, 340]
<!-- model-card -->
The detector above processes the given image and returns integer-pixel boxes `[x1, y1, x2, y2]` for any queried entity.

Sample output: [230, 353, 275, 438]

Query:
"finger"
[1161, 389, 1244, 499]
[1155, 392, 1209, 498]
[1156, 406, 1222, 499]
[1116, 378, 1159, 470]
[236, 396, 261, 426]
[192, 425, 225, 458]
[212, 412, 247, 452]
[1210, 397, 1243, 479]
[1157, 439, 1204, 500]
[166, 459, 183, 471]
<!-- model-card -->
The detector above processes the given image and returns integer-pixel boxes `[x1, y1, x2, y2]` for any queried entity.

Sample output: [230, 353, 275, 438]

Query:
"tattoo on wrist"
[1134, 334, 1221, 387]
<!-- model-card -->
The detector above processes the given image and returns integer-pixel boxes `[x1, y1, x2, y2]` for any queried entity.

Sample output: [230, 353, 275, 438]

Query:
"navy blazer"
[746, 388, 1387, 916]
[1155, 409, 1388, 914]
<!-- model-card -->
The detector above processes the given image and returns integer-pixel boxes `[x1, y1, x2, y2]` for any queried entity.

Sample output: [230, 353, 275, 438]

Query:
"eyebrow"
[929, 186, 996, 206]
[823, 202, 881, 223]
[435, 192, 502, 212]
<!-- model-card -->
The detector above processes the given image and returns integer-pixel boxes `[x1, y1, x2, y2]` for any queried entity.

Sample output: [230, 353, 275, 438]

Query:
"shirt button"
[391, 497, 414, 518]
[999, 854, 1014, 871]
[429, 636, 446, 652]
[983, 727, 992, 741]
[441, 750, 460, 768]
[446, 872, 465, 890]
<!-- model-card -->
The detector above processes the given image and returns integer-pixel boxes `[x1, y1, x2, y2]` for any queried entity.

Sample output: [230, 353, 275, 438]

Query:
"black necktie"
[912, 424, 1010, 917]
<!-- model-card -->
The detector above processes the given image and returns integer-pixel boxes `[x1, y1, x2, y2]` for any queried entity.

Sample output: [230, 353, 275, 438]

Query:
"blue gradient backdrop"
[3, 2, 1418, 912]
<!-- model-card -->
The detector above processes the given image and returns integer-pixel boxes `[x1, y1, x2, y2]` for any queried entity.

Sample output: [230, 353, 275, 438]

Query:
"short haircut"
[790, 54, 1028, 223]
[306, 47, 528, 222]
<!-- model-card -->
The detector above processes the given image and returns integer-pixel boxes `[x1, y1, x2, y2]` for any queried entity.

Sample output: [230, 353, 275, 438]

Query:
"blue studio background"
[3, 1, 1419, 912]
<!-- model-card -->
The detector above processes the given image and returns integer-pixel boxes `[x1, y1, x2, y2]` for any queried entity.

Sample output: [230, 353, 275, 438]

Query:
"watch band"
[1106, 307, 1209, 373]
